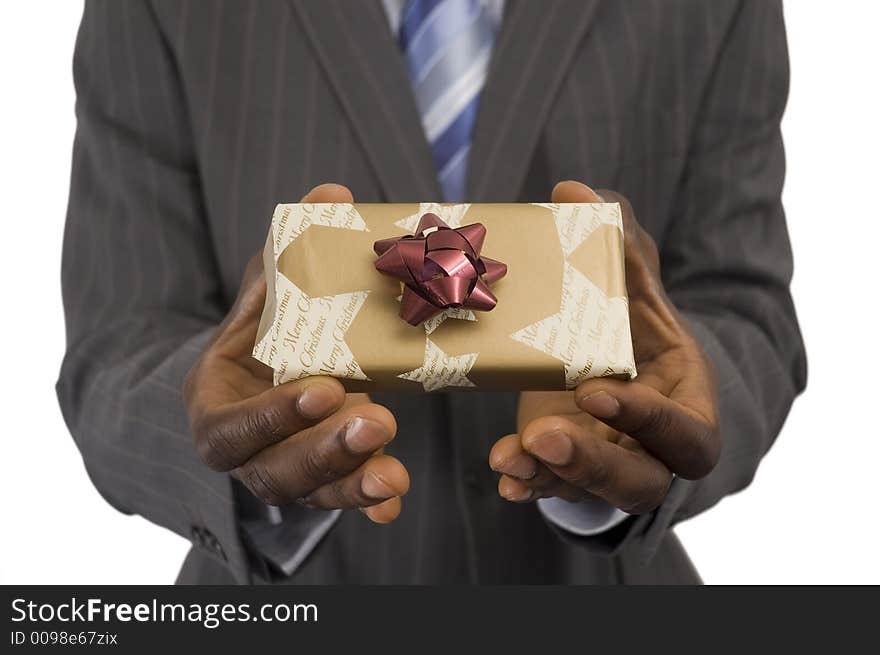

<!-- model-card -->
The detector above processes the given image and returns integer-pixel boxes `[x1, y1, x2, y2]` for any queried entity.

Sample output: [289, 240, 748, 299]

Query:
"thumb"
[551, 180, 603, 203]
[301, 182, 355, 203]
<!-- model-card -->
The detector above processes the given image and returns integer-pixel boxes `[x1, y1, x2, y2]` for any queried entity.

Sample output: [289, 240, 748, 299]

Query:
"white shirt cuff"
[537, 496, 629, 536]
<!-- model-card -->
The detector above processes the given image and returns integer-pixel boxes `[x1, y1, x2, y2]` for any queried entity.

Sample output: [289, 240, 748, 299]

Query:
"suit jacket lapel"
[468, 0, 601, 201]
[290, 0, 442, 201]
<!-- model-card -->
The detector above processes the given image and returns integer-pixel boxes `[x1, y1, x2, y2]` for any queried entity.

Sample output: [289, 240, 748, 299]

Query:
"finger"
[498, 474, 537, 502]
[489, 434, 539, 480]
[498, 474, 562, 502]
[497, 464, 566, 498]
[301, 182, 354, 203]
[232, 402, 397, 505]
[301, 454, 410, 510]
[512, 465, 570, 495]
[194, 375, 347, 471]
[497, 473, 585, 503]
[521, 415, 673, 514]
[551, 180, 604, 203]
[360, 496, 402, 524]
[490, 434, 559, 494]
[575, 379, 720, 479]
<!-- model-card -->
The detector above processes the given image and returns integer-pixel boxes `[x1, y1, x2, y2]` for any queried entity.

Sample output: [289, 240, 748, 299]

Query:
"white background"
[1, 2, 877, 585]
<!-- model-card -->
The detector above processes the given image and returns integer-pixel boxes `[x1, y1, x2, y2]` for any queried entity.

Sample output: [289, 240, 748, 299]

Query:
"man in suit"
[58, 0, 806, 584]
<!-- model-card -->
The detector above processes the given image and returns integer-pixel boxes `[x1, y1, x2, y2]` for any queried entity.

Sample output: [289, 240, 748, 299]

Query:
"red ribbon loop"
[373, 212, 508, 326]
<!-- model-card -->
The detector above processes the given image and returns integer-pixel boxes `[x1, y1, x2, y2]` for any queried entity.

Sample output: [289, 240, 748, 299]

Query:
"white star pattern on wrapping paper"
[394, 202, 472, 232]
[399, 337, 478, 392]
[423, 306, 477, 334]
[531, 202, 622, 257]
[395, 294, 477, 335]
[256, 272, 371, 385]
[509, 262, 633, 389]
[253, 202, 373, 384]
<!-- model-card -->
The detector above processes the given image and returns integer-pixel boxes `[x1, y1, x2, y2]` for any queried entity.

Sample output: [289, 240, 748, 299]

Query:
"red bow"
[373, 213, 508, 326]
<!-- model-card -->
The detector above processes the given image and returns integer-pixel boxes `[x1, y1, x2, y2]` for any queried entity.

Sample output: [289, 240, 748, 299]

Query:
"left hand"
[489, 181, 721, 514]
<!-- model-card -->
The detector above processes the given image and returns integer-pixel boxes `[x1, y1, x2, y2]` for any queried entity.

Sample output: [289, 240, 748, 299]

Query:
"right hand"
[183, 183, 410, 523]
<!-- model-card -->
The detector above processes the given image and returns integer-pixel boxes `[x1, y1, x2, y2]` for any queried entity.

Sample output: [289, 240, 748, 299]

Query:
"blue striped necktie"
[399, 0, 497, 201]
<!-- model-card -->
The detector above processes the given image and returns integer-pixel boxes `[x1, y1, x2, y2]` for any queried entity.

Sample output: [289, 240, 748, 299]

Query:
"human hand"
[490, 181, 720, 514]
[184, 183, 409, 523]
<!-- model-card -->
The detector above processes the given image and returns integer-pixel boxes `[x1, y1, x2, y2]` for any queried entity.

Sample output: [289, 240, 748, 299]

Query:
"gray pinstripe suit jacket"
[58, 0, 806, 584]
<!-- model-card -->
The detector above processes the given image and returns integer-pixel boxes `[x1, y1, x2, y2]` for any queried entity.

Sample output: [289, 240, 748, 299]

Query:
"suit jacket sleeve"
[579, 0, 807, 561]
[56, 1, 254, 582]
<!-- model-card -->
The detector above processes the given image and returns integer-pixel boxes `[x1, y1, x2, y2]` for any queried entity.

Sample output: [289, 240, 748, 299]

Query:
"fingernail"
[297, 385, 336, 419]
[578, 391, 620, 418]
[343, 417, 390, 454]
[361, 471, 394, 500]
[527, 430, 573, 466]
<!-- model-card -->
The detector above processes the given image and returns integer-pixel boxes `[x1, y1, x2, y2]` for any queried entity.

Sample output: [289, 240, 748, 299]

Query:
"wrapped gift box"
[254, 202, 636, 391]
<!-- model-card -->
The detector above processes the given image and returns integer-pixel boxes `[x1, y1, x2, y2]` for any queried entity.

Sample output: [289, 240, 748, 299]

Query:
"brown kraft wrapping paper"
[253, 203, 637, 392]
